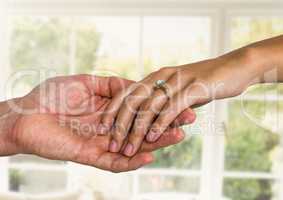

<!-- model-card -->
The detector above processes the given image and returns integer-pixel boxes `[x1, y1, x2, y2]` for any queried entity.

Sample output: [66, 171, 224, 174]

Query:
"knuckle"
[140, 100, 153, 112]
[124, 97, 145, 114]
[113, 125, 128, 140]
[132, 123, 145, 135]
[158, 66, 174, 74]
[102, 114, 114, 124]
[130, 131, 146, 141]
[120, 98, 137, 116]
[133, 116, 152, 133]
[124, 95, 136, 106]
[136, 84, 151, 96]
[154, 116, 169, 128]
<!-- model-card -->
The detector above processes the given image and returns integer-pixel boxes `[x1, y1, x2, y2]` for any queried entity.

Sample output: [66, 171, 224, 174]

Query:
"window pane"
[10, 17, 71, 74]
[150, 134, 202, 169]
[231, 17, 283, 49]
[9, 16, 71, 97]
[143, 17, 211, 74]
[75, 17, 140, 80]
[139, 175, 200, 194]
[149, 108, 205, 170]
[223, 178, 280, 200]
[9, 168, 67, 194]
[243, 84, 283, 96]
[149, 111, 203, 170]
[225, 100, 282, 172]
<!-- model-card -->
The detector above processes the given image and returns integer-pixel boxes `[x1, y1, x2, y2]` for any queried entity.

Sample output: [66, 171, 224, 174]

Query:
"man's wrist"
[0, 98, 25, 156]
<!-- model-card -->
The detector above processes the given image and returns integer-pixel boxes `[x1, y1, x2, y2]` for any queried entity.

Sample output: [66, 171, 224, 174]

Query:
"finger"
[121, 90, 168, 156]
[103, 68, 175, 129]
[68, 135, 153, 172]
[60, 97, 111, 135]
[170, 108, 196, 127]
[101, 72, 160, 129]
[93, 152, 154, 173]
[67, 94, 109, 117]
[108, 69, 175, 153]
[109, 82, 154, 153]
[81, 74, 134, 97]
[111, 152, 154, 172]
[83, 75, 135, 121]
[54, 75, 133, 116]
[146, 83, 208, 142]
[122, 73, 190, 156]
[101, 82, 139, 129]
[140, 128, 186, 152]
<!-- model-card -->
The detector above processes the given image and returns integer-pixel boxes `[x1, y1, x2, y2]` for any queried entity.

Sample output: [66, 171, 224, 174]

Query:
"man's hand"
[0, 75, 195, 172]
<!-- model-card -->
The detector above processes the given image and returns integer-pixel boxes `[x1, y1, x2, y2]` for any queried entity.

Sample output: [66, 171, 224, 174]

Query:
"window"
[224, 16, 283, 200]
[0, 1, 283, 200]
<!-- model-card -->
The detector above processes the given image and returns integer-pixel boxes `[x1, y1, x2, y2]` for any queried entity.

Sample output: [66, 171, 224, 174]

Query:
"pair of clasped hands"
[3, 35, 283, 173]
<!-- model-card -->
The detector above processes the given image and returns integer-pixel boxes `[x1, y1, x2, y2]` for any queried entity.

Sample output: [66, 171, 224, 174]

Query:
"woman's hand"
[102, 46, 270, 157]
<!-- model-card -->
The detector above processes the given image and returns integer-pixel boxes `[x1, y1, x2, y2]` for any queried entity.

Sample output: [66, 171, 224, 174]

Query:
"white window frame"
[1, 1, 283, 200]
[0, 0, 12, 193]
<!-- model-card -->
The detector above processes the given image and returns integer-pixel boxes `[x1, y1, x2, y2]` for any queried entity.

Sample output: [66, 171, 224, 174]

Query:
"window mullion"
[279, 138, 283, 200]
[137, 16, 144, 79]
[132, 15, 144, 199]
[69, 17, 77, 75]
[0, 158, 9, 192]
[199, 8, 228, 200]
[199, 103, 226, 200]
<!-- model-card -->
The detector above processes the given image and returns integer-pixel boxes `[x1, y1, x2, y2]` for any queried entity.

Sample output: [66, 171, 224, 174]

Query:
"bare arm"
[101, 35, 283, 156]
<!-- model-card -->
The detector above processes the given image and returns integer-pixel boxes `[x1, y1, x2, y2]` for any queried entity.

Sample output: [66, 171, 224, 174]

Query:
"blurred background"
[0, 0, 283, 200]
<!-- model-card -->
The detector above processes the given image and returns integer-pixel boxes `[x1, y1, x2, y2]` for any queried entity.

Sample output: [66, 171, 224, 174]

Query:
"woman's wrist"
[217, 44, 276, 86]
[238, 36, 283, 83]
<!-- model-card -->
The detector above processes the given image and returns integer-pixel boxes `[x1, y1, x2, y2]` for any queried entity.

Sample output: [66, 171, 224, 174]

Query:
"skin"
[102, 35, 283, 157]
[0, 74, 195, 173]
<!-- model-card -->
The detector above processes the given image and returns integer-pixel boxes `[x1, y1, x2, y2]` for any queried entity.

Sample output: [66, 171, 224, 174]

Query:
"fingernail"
[147, 131, 161, 142]
[124, 143, 134, 156]
[109, 140, 118, 152]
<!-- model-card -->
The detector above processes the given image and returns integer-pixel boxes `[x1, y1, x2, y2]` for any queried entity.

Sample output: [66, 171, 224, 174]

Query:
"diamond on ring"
[154, 79, 169, 99]
[155, 79, 166, 89]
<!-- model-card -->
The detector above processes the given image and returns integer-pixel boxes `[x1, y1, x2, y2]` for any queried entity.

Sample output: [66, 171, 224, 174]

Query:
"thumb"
[83, 75, 135, 98]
